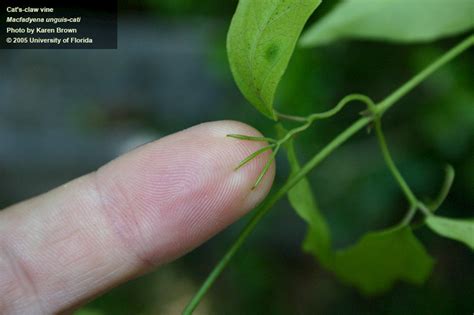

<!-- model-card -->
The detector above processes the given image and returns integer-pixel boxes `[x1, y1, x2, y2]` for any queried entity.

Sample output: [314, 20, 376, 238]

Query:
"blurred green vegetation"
[53, 0, 474, 314]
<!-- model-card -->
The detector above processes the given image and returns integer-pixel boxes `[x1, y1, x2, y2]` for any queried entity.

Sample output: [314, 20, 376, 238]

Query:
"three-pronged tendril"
[227, 93, 380, 189]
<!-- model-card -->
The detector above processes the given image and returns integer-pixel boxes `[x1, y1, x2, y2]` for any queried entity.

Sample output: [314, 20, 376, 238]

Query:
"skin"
[0, 121, 275, 315]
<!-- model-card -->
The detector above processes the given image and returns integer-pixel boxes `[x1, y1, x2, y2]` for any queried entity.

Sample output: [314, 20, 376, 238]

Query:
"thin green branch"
[399, 205, 418, 227]
[308, 93, 377, 121]
[227, 134, 277, 143]
[373, 118, 418, 206]
[417, 202, 433, 217]
[372, 107, 456, 221]
[274, 110, 307, 122]
[377, 34, 474, 114]
[429, 165, 455, 211]
[394, 165, 455, 229]
[275, 94, 376, 139]
[272, 94, 376, 167]
[183, 35, 474, 315]
[278, 121, 312, 143]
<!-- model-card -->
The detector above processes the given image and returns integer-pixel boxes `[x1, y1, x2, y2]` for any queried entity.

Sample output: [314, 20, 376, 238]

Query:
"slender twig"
[274, 110, 307, 122]
[227, 134, 277, 143]
[373, 118, 418, 206]
[277, 94, 378, 146]
[308, 94, 377, 121]
[429, 165, 455, 211]
[377, 34, 474, 114]
[417, 202, 433, 217]
[182, 35, 474, 315]
[399, 205, 418, 227]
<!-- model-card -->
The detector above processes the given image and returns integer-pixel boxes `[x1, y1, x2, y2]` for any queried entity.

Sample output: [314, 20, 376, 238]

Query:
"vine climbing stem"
[373, 117, 418, 207]
[377, 34, 474, 114]
[182, 35, 474, 315]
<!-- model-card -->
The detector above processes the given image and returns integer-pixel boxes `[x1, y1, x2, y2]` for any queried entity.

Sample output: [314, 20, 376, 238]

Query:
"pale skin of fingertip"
[0, 120, 275, 314]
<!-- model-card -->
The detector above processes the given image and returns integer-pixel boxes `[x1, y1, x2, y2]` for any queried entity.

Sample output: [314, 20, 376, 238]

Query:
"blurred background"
[1, 0, 473, 314]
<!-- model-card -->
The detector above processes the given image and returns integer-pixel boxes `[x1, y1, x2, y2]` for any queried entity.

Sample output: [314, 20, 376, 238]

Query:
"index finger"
[0, 121, 274, 314]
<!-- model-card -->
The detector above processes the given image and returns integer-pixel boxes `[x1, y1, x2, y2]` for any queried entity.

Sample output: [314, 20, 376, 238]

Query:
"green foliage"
[282, 125, 435, 294]
[227, 0, 322, 119]
[426, 216, 474, 250]
[329, 226, 434, 295]
[300, 0, 474, 47]
[185, 0, 474, 310]
[283, 129, 332, 264]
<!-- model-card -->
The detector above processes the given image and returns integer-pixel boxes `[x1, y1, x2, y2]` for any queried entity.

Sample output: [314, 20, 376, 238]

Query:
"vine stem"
[429, 165, 455, 211]
[373, 118, 418, 206]
[183, 117, 371, 315]
[275, 110, 307, 122]
[377, 34, 474, 114]
[399, 205, 418, 227]
[182, 35, 474, 315]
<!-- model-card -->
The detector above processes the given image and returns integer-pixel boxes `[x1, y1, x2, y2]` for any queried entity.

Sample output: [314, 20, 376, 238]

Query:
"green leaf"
[426, 216, 474, 250]
[330, 226, 434, 295]
[284, 135, 332, 265]
[228, 0, 322, 119]
[300, 0, 474, 47]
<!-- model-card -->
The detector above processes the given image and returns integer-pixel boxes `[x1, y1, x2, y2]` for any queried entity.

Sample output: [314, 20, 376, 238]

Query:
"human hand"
[0, 121, 275, 314]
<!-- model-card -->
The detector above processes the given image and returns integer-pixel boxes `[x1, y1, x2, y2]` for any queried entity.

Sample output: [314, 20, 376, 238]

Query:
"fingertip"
[202, 120, 276, 208]
[96, 120, 275, 265]
[207, 120, 276, 213]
